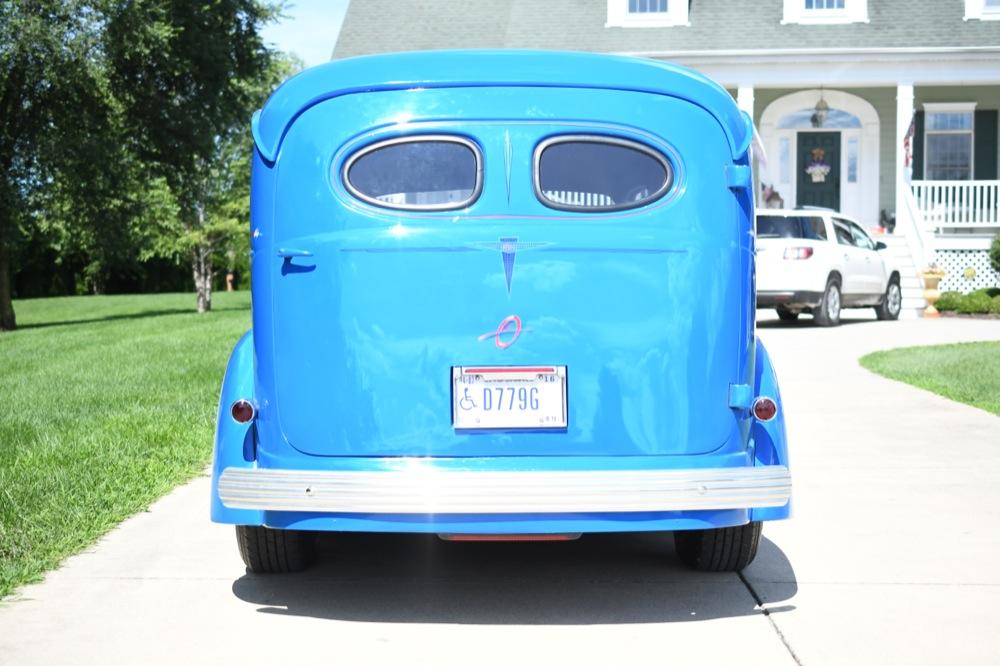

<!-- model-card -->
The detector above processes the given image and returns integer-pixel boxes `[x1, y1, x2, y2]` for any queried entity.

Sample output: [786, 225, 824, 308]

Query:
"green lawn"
[860, 341, 1000, 418]
[0, 292, 251, 598]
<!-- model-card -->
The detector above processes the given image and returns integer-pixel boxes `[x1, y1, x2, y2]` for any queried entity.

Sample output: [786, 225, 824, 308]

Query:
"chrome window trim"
[341, 134, 484, 211]
[532, 134, 674, 213]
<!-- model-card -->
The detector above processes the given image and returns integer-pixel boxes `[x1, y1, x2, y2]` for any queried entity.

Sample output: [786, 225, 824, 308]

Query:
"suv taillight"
[783, 247, 813, 260]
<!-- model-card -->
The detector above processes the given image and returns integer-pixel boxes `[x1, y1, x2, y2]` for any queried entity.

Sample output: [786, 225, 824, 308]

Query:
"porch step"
[878, 233, 928, 314]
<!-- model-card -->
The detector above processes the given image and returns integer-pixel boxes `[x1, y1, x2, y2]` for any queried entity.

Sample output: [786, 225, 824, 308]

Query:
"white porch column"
[895, 83, 931, 272]
[894, 83, 915, 239]
[737, 85, 755, 119]
[737, 85, 757, 201]
[895, 83, 913, 190]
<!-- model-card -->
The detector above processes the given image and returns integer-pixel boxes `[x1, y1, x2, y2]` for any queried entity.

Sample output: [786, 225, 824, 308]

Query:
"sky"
[261, 0, 351, 69]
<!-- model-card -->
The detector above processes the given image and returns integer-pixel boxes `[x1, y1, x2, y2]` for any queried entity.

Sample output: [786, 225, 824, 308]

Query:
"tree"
[104, 0, 283, 313]
[0, 1, 106, 331]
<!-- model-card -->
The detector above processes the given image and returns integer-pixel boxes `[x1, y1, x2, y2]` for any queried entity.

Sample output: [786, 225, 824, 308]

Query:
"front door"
[797, 131, 840, 210]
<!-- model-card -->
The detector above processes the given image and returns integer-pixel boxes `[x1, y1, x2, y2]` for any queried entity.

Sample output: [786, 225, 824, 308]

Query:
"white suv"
[755, 209, 902, 326]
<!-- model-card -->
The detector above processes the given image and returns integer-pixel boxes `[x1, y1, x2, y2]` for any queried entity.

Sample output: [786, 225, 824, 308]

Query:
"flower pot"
[920, 275, 944, 318]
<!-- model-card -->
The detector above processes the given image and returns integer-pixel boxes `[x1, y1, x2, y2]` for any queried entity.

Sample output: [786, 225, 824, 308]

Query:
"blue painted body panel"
[210, 50, 789, 533]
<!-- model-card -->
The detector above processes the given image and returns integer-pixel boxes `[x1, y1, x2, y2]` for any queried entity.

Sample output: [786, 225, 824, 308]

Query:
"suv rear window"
[534, 136, 672, 212]
[343, 136, 482, 210]
[756, 215, 827, 240]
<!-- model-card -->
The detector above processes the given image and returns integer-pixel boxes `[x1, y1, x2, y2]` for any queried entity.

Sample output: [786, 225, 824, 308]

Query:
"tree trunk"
[191, 204, 213, 313]
[192, 245, 213, 313]
[0, 235, 16, 331]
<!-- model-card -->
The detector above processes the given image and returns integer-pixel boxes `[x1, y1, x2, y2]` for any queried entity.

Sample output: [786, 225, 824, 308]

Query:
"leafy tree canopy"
[0, 0, 289, 328]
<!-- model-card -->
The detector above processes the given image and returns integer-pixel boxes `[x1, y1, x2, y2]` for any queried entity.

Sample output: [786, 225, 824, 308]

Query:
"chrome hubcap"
[828, 287, 841, 319]
[888, 283, 901, 314]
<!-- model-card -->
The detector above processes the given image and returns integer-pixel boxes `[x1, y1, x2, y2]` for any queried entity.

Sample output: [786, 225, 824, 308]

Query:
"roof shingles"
[332, 0, 1000, 59]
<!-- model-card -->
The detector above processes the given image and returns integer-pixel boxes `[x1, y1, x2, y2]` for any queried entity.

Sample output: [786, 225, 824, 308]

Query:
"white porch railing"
[898, 184, 934, 271]
[911, 180, 1000, 231]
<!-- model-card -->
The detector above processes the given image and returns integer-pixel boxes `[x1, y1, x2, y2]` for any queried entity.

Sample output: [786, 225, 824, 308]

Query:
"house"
[333, 0, 1000, 304]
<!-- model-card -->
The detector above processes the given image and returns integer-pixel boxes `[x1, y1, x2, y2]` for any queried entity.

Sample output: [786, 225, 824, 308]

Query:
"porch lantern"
[810, 92, 829, 128]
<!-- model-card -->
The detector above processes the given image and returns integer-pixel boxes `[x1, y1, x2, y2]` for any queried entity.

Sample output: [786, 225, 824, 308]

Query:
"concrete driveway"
[2, 314, 1000, 665]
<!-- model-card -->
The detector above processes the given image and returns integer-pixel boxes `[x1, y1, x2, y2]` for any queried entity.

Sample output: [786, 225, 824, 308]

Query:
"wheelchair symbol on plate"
[459, 388, 477, 411]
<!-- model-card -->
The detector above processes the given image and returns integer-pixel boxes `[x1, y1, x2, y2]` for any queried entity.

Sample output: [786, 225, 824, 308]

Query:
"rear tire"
[813, 278, 842, 327]
[236, 525, 313, 573]
[674, 521, 763, 572]
[876, 277, 902, 321]
[775, 307, 799, 322]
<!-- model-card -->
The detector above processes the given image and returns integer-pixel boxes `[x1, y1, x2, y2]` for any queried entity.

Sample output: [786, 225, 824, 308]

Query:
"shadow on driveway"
[231, 532, 797, 624]
[757, 316, 881, 329]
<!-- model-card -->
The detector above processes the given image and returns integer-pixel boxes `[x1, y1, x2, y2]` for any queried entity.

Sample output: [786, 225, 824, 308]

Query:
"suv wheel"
[876, 278, 902, 321]
[813, 278, 841, 327]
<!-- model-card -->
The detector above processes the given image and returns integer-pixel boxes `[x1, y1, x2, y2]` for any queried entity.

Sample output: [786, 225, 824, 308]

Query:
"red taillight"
[752, 397, 778, 422]
[439, 534, 581, 542]
[783, 247, 814, 260]
[230, 399, 256, 424]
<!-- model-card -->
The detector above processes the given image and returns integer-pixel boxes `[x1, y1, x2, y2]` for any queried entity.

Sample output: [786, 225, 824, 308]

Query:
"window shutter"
[974, 110, 998, 180]
[912, 111, 924, 179]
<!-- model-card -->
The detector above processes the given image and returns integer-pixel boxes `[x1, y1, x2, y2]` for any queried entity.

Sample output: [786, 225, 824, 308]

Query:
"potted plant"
[919, 263, 947, 318]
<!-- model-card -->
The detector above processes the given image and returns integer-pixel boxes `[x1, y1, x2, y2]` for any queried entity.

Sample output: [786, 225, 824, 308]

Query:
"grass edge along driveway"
[0, 293, 250, 599]
[860, 341, 1000, 418]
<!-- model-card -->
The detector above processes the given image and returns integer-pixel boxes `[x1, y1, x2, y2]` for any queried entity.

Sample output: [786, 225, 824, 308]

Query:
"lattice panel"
[936, 249, 1000, 293]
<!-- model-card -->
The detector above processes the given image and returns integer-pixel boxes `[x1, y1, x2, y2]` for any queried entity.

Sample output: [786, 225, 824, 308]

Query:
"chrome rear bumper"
[218, 465, 791, 514]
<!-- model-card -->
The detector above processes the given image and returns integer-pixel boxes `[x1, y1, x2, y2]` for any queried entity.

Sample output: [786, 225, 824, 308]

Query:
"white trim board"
[622, 50, 1000, 87]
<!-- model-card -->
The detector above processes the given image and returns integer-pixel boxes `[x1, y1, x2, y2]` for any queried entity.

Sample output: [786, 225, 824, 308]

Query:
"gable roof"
[332, 0, 1000, 59]
[252, 50, 752, 163]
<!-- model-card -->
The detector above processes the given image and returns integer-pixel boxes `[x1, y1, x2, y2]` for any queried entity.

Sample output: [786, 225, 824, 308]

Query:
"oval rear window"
[535, 136, 672, 212]
[343, 136, 482, 210]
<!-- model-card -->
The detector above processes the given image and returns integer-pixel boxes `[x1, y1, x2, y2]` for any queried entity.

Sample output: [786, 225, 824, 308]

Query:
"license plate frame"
[452, 366, 568, 431]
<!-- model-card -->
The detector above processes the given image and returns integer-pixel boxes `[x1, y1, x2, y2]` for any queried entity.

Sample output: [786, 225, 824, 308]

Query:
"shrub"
[957, 291, 994, 314]
[935, 291, 963, 311]
[991, 296, 1000, 315]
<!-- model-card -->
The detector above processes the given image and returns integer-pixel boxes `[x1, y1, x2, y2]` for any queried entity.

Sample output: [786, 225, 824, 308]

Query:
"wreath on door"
[805, 147, 831, 183]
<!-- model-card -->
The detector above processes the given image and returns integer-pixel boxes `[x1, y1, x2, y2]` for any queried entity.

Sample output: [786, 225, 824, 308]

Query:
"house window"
[806, 0, 845, 9]
[606, 0, 688, 27]
[924, 104, 976, 181]
[847, 137, 858, 183]
[777, 108, 861, 129]
[778, 138, 791, 184]
[629, 0, 667, 12]
[782, 0, 868, 24]
[964, 0, 1000, 20]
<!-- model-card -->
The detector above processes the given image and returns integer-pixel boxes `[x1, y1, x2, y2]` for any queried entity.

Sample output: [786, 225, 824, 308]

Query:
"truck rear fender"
[211, 330, 264, 525]
[750, 337, 791, 521]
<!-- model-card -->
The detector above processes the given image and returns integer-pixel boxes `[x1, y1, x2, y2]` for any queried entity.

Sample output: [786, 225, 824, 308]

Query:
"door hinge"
[726, 165, 752, 190]
[728, 383, 753, 410]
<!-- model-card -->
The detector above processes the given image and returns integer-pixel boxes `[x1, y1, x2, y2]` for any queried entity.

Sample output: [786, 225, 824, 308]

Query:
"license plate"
[452, 366, 567, 431]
